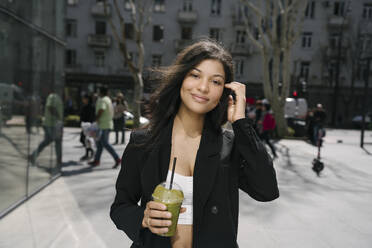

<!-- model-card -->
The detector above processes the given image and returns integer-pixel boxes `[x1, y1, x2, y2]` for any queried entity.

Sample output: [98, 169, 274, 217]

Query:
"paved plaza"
[0, 127, 371, 248]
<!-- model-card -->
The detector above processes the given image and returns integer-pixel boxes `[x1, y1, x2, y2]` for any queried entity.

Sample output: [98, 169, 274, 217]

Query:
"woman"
[110, 39, 279, 248]
[113, 92, 128, 144]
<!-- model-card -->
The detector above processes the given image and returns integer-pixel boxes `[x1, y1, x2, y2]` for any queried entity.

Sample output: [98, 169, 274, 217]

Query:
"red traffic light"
[292, 90, 298, 97]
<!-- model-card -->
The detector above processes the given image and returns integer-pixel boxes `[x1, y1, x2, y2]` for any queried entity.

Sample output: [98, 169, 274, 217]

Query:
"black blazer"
[110, 118, 279, 248]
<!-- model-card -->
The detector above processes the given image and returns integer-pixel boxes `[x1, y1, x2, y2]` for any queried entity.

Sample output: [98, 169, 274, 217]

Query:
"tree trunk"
[272, 102, 287, 137]
[132, 72, 143, 128]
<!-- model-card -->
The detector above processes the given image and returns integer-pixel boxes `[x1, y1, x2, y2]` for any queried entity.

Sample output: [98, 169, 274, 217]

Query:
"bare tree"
[103, 0, 153, 128]
[240, 0, 308, 137]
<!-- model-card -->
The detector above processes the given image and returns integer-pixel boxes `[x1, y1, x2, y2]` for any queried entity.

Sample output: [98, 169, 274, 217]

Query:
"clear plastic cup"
[151, 181, 184, 237]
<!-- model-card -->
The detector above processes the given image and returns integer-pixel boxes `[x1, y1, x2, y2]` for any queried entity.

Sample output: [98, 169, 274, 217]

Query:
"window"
[363, 4, 372, 20]
[236, 30, 246, 44]
[153, 25, 164, 42]
[66, 19, 77, 37]
[183, 0, 193, 11]
[209, 28, 221, 41]
[254, 27, 260, 40]
[181, 27, 192, 40]
[327, 61, 337, 84]
[305, 1, 315, 19]
[152, 54, 162, 67]
[333, 1, 345, 16]
[234, 59, 244, 77]
[124, 0, 132, 10]
[211, 0, 221, 16]
[237, 4, 249, 22]
[360, 35, 372, 52]
[154, 0, 165, 12]
[329, 33, 341, 49]
[94, 51, 105, 67]
[67, 0, 78, 5]
[66, 49, 77, 65]
[301, 32, 312, 48]
[125, 23, 134, 39]
[300, 62, 310, 81]
[95, 21, 106, 35]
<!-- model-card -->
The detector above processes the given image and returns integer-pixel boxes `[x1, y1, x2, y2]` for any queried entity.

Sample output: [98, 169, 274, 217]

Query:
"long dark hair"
[141, 39, 234, 149]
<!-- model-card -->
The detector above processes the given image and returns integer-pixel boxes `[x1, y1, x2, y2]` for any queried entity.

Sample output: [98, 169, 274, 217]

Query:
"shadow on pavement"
[62, 166, 93, 177]
[62, 160, 81, 167]
[362, 147, 372, 155]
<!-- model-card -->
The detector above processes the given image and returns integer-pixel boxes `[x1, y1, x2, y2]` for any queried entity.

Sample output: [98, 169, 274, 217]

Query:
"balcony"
[229, 43, 252, 56]
[328, 16, 349, 28]
[231, 14, 245, 27]
[87, 34, 112, 48]
[91, 2, 111, 17]
[177, 10, 198, 24]
[174, 39, 193, 52]
[359, 21, 372, 35]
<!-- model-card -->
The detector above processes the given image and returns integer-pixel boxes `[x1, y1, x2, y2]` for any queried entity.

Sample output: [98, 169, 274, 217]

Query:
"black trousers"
[260, 131, 277, 157]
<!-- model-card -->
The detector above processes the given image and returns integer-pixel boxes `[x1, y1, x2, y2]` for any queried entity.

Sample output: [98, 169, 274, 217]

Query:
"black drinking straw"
[169, 157, 177, 190]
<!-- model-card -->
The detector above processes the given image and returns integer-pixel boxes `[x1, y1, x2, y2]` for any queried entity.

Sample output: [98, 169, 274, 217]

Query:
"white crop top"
[166, 171, 193, 225]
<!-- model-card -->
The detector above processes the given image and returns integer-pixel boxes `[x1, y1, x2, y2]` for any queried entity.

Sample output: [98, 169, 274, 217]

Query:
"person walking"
[110, 39, 279, 248]
[79, 94, 95, 160]
[88, 86, 121, 169]
[113, 92, 128, 145]
[313, 103, 327, 146]
[260, 103, 277, 158]
[29, 90, 63, 166]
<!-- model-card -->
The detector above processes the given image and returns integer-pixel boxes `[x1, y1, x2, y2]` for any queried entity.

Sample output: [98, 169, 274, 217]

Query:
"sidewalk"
[0, 128, 371, 248]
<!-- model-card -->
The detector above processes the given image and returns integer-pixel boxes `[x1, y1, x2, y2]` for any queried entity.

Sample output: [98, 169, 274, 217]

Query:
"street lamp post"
[360, 57, 371, 148]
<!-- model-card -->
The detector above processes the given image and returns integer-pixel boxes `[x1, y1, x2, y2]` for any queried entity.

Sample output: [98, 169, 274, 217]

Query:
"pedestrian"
[110, 39, 279, 248]
[305, 108, 315, 144]
[245, 97, 256, 120]
[113, 92, 128, 145]
[29, 89, 63, 166]
[88, 86, 121, 169]
[260, 103, 277, 158]
[79, 94, 95, 160]
[313, 103, 327, 146]
[254, 99, 263, 133]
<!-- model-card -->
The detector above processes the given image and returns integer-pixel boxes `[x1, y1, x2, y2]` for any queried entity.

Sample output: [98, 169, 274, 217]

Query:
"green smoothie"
[152, 182, 184, 237]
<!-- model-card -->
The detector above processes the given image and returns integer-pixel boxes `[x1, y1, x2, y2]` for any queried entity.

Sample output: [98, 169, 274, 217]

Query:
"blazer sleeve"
[110, 131, 146, 243]
[232, 118, 279, 202]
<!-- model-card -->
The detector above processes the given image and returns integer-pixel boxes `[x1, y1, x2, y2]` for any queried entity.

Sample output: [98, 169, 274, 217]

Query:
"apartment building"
[65, 0, 372, 125]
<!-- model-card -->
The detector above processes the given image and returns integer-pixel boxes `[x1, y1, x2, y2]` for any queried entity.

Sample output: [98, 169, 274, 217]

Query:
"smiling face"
[179, 59, 226, 116]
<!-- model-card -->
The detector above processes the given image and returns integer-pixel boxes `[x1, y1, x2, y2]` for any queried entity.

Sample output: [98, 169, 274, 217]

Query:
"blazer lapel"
[193, 125, 222, 217]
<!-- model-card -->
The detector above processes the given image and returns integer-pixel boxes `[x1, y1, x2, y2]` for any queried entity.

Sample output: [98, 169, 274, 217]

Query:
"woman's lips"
[191, 94, 209, 103]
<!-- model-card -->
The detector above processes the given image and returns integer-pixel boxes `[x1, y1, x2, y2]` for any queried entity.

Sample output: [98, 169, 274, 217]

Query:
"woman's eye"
[212, 80, 223, 85]
[191, 73, 199, 78]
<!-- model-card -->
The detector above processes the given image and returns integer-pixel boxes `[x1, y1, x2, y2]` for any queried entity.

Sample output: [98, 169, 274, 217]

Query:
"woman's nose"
[197, 78, 209, 93]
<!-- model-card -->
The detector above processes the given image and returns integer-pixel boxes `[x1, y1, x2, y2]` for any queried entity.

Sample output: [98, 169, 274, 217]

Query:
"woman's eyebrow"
[192, 68, 225, 80]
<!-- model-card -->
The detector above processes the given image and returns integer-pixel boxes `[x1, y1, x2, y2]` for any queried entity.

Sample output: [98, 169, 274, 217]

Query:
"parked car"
[124, 111, 149, 128]
[285, 98, 308, 137]
[352, 114, 371, 129]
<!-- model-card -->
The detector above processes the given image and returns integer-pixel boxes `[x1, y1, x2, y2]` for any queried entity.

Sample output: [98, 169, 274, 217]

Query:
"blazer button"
[211, 206, 218, 214]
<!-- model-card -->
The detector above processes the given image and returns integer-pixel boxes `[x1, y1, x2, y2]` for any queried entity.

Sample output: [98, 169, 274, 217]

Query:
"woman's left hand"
[225, 82, 246, 123]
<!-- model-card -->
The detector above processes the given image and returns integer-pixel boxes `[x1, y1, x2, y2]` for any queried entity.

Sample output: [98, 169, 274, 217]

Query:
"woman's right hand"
[142, 201, 186, 235]
[142, 201, 172, 234]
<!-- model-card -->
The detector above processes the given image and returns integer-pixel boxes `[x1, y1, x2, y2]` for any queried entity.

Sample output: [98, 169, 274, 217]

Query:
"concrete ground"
[0, 127, 371, 248]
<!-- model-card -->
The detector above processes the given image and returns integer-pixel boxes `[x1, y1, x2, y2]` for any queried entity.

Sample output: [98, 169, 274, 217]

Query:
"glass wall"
[0, 0, 65, 217]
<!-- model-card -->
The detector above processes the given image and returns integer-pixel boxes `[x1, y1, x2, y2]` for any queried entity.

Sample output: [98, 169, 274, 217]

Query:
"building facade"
[65, 0, 372, 126]
[0, 0, 65, 217]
